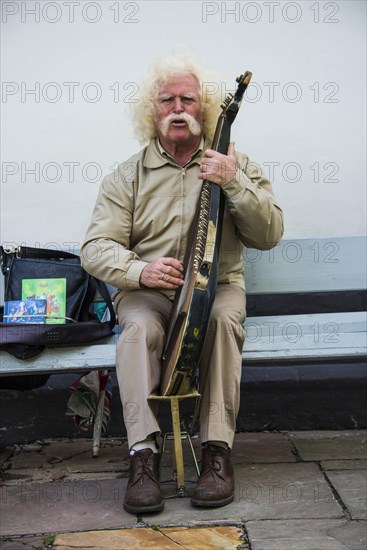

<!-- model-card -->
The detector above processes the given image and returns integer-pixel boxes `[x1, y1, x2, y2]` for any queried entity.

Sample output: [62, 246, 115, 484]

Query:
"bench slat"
[243, 347, 366, 362]
[244, 236, 367, 293]
[244, 311, 367, 336]
[1, 312, 365, 376]
[243, 311, 366, 361]
[0, 342, 117, 375]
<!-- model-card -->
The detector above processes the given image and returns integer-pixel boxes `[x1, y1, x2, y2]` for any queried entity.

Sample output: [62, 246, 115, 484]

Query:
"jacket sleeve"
[80, 166, 148, 290]
[221, 152, 284, 250]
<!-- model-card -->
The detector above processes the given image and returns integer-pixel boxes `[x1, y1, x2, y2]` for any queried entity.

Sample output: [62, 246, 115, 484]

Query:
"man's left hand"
[199, 142, 237, 186]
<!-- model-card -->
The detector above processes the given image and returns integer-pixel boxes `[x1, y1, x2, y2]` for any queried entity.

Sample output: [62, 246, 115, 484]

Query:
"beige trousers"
[114, 284, 246, 449]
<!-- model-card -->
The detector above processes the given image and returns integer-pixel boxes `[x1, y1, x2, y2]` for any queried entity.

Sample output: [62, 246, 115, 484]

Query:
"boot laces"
[131, 453, 158, 487]
[202, 445, 229, 484]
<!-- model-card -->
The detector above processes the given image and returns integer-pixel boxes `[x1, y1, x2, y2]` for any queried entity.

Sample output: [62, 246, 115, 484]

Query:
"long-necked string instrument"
[160, 71, 252, 396]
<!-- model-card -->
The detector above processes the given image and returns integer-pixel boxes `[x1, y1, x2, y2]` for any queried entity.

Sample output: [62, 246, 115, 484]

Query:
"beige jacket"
[81, 138, 284, 298]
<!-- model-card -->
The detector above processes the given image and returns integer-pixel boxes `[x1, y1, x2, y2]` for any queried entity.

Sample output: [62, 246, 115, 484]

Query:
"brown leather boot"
[123, 449, 164, 514]
[191, 444, 234, 507]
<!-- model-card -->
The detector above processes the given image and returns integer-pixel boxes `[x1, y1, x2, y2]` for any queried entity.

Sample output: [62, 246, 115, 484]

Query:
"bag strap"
[0, 245, 79, 262]
[17, 246, 78, 260]
[93, 278, 116, 330]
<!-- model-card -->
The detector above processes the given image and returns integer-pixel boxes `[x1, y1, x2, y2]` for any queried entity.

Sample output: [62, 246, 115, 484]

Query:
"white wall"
[1, 0, 366, 250]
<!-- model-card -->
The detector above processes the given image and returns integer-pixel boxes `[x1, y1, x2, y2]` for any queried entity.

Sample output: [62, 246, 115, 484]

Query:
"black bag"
[0, 246, 116, 361]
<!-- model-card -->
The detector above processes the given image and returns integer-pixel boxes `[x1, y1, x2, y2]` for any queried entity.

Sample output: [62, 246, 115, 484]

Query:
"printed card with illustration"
[22, 278, 67, 324]
[3, 299, 47, 323]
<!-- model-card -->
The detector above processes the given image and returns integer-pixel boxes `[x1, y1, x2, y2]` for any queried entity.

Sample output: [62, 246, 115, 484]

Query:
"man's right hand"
[140, 257, 184, 289]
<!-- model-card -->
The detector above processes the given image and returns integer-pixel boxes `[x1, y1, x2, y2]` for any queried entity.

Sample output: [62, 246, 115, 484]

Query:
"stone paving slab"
[9, 440, 91, 469]
[0, 478, 135, 536]
[64, 449, 129, 475]
[2, 439, 130, 489]
[230, 432, 296, 464]
[9, 448, 52, 470]
[160, 432, 296, 467]
[160, 465, 198, 497]
[325, 470, 367, 520]
[143, 462, 343, 525]
[53, 526, 243, 549]
[42, 439, 95, 460]
[1, 431, 364, 545]
[3, 467, 124, 485]
[0, 535, 49, 549]
[9, 439, 130, 475]
[0, 447, 13, 469]
[168, 432, 295, 463]
[2, 466, 67, 484]
[321, 459, 367, 471]
[289, 431, 367, 461]
[246, 519, 367, 550]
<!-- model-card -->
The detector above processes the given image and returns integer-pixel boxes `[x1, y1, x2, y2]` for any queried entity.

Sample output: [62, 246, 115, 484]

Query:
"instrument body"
[160, 71, 252, 396]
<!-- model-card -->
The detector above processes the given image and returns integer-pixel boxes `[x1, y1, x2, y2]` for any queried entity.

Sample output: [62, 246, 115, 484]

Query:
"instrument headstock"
[220, 70, 252, 122]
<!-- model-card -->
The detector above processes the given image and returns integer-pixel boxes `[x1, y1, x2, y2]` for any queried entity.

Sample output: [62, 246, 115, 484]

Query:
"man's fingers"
[161, 257, 184, 272]
[165, 268, 184, 279]
[227, 142, 236, 158]
[202, 143, 235, 160]
[139, 257, 185, 288]
[141, 258, 185, 288]
[161, 273, 184, 287]
[202, 148, 216, 158]
[159, 258, 185, 286]
[199, 143, 237, 185]
[203, 143, 235, 158]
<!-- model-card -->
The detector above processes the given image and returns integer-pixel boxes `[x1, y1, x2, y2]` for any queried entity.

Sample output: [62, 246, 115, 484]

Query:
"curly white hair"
[130, 49, 224, 144]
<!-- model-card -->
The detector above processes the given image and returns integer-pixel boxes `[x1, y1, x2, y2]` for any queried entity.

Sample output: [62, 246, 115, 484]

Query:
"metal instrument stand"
[148, 390, 200, 496]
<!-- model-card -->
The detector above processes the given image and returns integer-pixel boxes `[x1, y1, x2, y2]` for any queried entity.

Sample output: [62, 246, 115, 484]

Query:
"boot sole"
[191, 494, 234, 508]
[123, 501, 164, 514]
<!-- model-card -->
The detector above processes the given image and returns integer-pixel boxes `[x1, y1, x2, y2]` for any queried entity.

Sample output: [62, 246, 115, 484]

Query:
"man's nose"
[173, 98, 184, 112]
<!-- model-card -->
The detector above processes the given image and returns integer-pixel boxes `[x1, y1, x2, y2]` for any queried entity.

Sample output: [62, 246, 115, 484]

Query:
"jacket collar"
[143, 137, 208, 168]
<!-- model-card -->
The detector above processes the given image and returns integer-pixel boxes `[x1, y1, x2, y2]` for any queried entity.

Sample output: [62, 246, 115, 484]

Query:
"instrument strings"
[192, 182, 211, 274]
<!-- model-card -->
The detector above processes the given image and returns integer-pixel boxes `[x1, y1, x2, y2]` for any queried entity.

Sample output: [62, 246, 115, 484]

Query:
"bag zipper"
[3, 246, 21, 257]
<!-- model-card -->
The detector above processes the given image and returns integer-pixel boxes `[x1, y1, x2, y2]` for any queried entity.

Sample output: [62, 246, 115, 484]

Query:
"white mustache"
[159, 112, 202, 137]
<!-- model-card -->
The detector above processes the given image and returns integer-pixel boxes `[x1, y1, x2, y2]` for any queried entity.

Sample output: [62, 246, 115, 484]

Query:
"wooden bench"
[1, 236, 365, 376]
[0, 236, 366, 470]
[0, 309, 365, 376]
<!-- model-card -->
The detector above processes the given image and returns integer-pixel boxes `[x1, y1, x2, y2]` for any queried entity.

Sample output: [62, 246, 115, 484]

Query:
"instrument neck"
[211, 114, 232, 155]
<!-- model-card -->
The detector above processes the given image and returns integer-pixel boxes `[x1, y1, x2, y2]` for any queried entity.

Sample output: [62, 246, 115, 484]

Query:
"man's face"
[154, 74, 203, 148]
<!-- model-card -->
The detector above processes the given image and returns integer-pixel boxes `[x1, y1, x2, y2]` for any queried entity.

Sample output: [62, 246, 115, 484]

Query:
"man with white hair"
[81, 53, 284, 514]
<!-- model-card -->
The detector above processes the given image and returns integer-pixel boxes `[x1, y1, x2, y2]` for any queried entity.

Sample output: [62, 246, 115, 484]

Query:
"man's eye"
[183, 98, 195, 103]
[161, 98, 173, 104]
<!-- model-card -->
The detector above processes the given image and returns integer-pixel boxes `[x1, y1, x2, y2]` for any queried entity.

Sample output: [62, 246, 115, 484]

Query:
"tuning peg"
[221, 93, 234, 110]
[236, 72, 253, 85]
